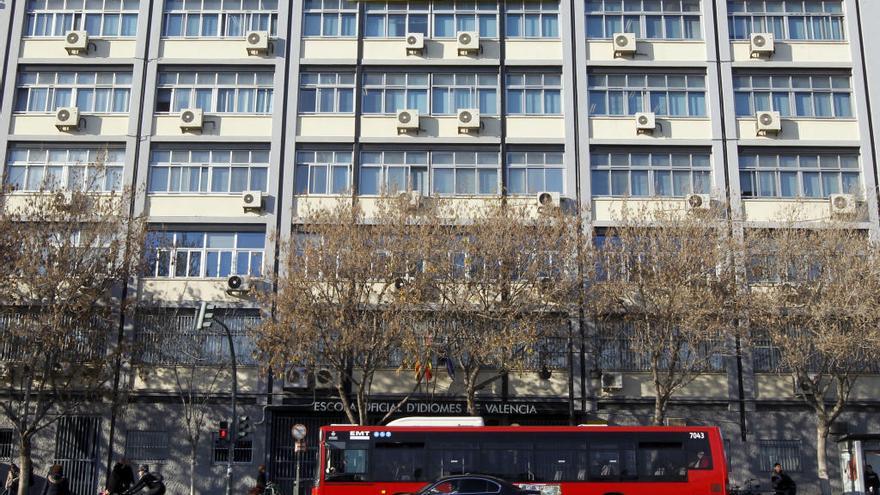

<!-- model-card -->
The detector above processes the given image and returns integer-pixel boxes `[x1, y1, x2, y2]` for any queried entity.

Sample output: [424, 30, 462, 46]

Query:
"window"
[586, 0, 702, 39]
[358, 150, 499, 196]
[733, 73, 852, 118]
[590, 149, 711, 197]
[135, 309, 259, 365]
[362, 0, 498, 38]
[155, 70, 274, 114]
[148, 148, 269, 194]
[363, 72, 499, 116]
[298, 72, 355, 114]
[506, 72, 562, 115]
[25, 0, 138, 37]
[5, 147, 124, 192]
[363, 73, 429, 114]
[757, 439, 802, 473]
[728, 0, 844, 41]
[506, 0, 559, 38]
[125, 431, 170, 463]
[506, 150, 564, 195]
[0, 429, 12, 461]
[162, 0, 278, 37]
[364, 1, 428, 37]
[145, 231, 265, 278]
[431, 73, 498, 115]
[738, 150, 860, 198]
[303, 0, 358, 37]
[588, 72, 706, 117]
[14, 70, 132, 113]
[295, 150, 352, 195]
[432, 0, 498, 38]
[214, 436, 253, 464]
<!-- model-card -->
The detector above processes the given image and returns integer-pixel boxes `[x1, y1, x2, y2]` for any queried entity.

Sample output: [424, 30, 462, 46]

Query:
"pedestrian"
[107, 458, 135, 494]
[771, 462, 796, 495]
[255, 465, 267, 494]
[3, 464, 20, 495]
[123, 465, 165, 495]
[40, 464, 71, 495]
[866, 464, 880, 495]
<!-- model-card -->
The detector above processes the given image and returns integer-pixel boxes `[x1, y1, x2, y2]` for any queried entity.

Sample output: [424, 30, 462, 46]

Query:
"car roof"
[433, 474, 512, 485]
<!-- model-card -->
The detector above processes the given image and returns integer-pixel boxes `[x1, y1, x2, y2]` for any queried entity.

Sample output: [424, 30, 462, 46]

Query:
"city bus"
[312, 420, 728, 495]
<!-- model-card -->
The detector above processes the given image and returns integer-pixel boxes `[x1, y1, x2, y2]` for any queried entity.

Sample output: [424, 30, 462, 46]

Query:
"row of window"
[146, 230, 265, 278]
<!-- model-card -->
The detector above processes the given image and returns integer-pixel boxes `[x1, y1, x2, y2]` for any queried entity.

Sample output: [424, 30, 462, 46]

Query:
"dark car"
[394, 474, 542, 495]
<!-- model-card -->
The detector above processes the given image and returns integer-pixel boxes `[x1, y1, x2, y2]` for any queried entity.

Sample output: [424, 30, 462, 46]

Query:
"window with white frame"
[432, 0, 498, 38]
[303, 0, 358, 37]
[162, 0, 278, 37]
[586, 0, 702, 39]
[5, 147, 124, 192]
[145, 231, 265, 278]
[298, 72, 355, 114]
[506, 150, 564, 195]
[362, 0, 498, 38]
[588, 71, 706, 116]
[155, 70, 274, 114]
[147, 148, 269, 194]
[362, 72, 498, 116]
[358, 150, 499, 196]
[728, 0, 844, 41]
[125, 430, 170, 463]
[506, 0, 559, 38]
[25, 0, 139, 37]
[739, 150, 860, 198]
[294, 150, 352, 195]
[364, 1, 428, 37]
[733, 72, 852, 118]
[14, 70, 132, 113]
[505, 72, 562, 115]
[591, 149, 711, 197]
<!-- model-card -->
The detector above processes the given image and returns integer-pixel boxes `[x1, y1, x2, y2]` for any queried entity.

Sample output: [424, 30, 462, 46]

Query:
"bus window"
[687, 445, 713, 470]
[372, 442, 427, 482]
[481, 441, 535, 481]
[324, 441, 368, 482]
[427, 441, 479, 479]
[588, 442, 636, 481]
[534, 441, 587, 482]
[637, 442, 687, 481]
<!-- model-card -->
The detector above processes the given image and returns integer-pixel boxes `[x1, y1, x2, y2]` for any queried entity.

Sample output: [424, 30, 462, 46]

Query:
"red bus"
[313, 421, 728, 495]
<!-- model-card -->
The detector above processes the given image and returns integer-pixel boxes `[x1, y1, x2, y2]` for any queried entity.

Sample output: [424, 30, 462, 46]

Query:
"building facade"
[0, 0, 879, 494]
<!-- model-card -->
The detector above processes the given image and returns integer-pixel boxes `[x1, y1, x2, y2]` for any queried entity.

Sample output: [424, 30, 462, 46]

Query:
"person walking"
[123, 465, 165, 495]
[3, 464, 20, 495]
[107, 458, 136, 494]
[771, 463, 797, 495]
[40, 464, 71, 495]
[255, 465, 267, 494]
[866, 464, 880, 495]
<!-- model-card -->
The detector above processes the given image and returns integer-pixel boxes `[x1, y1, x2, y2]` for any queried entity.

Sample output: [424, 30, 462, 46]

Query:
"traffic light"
[218, 421, 229, 443]
[237, 415, 252, 441]
[195, 302, 215, 329]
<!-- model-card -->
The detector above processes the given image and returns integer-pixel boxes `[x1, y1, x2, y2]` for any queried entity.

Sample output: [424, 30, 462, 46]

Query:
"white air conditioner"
[612, 32, 637, 57]
[755, 111, 781, 135]
[457, 31, 480, 55]
[405, 32, 424, 55]
[241, 190, 264, 211]
[396, 109, 420, 133]
[536, 191, 561, 208]
[750, 32, 775, 58]
[635, 112, 656, 134]
[314, 368, 335, 389]
[830, 193, 856, 215]
[601, 372, 623, 391]
[245, 31, 269, 55]
[179, 108, 204, 132]
[457, 108, 481, 133]
[64, 30, 88, 55]
[55, 107, 80, 131]
[686, 193, 711, 211]
[226, 274, 251, 292]
[284, 366, 309, 389]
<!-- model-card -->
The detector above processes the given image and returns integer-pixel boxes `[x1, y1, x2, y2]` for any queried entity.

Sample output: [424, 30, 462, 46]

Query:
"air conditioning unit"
[457, 31, 480, 55]
[55, 107, 80, 131]
[750, 32, 775, 58]
[793, 377, 814, 397]
[284, 366, 309, 389]
[64, 30, 88, 55]
[457, 108, 481, 133]
[226, 274, 251, 292]
[314, 368, 335, 389]
[635, 112, 656, 134]
[400, 190, 423, 210]
[179, 108, 204, 132]
[241, 190, 264, 211]
[830, 193, 856, 215]
[396, 109, 420, 134]
[245, 31, 269, 55]
[755, 111, 781, 135]
[612, 32, 637, 57]
[536, 191, 561, 208]
[685, 193, 711, 211]
[405, 32, 424, 55]
[601, 372, 623, 391]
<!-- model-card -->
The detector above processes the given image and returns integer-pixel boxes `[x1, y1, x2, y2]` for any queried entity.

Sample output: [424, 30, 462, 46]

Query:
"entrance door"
[54, 416, 101, 495]
[269, 414, 346, 495]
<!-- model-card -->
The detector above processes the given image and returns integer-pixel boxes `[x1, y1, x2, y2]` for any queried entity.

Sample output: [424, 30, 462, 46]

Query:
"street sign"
[291, 423, 307, 440]
[295, 439, 306, 452]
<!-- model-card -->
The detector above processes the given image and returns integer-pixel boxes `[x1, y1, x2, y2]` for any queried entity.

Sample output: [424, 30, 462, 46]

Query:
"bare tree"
[0, 175, 143, 495]
[745, 222, 880, 494]
[595, 203, 735, 425]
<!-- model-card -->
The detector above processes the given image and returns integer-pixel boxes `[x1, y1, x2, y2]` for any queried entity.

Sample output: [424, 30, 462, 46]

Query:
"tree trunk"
[17, 434, 32, 495]
[653, 395, 666, 426]
[465, 369, 479, 416]
[817, 422, 832, 495]
[189, 449, 196, 495]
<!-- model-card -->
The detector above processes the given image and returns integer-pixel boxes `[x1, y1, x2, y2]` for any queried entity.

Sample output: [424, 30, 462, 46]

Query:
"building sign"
[310, 398, 566, 416]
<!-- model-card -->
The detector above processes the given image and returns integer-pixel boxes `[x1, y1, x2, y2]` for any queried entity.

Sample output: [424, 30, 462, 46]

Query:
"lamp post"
[196, 302, 237, 495]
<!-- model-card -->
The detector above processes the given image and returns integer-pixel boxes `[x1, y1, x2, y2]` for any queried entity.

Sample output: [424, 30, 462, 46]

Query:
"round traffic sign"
[291, 423, 307, 440]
